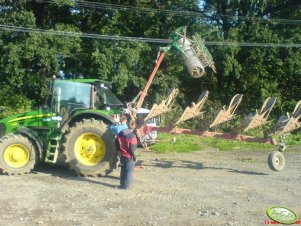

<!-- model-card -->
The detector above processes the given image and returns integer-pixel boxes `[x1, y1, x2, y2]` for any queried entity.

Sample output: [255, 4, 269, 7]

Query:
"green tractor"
[0, 78, 123, 176]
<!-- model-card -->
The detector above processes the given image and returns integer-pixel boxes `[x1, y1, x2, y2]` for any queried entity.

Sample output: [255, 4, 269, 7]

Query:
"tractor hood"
[0, 109, 56, 138]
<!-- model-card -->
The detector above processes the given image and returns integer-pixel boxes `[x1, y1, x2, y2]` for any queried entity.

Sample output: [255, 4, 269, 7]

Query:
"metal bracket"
[242, 97, 276, 132]
[144, 87, 179, 121]
[175, 90, 209, 125]
[275, 135, 288, 152]
[209, 94, 243, 128]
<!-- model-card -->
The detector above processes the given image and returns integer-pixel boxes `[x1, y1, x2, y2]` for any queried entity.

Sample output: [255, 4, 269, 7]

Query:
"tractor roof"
[67, 79, 112, 87]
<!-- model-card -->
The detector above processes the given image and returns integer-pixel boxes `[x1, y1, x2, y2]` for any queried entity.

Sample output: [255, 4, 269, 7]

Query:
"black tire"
[268, 151, 285, 171]
[106, 150, 120, 175]
[0, 134, 38, 175]
[62, 118, 116, 176]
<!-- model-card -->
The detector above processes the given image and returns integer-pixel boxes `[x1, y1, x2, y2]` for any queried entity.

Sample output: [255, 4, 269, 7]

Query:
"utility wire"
[43, 0, 211, 17]
[41, 0, 301, 25]
[0, 24, 171, 43]
[1, 24, 301, 48]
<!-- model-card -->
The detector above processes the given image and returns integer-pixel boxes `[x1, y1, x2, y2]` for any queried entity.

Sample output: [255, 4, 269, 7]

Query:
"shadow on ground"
[33, 163, 120, 189]
[143, 159, 269, 175]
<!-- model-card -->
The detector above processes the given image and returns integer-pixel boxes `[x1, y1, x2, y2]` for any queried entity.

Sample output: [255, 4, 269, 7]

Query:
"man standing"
[107, 115, 129, 174]
[117, 120, 138, 189]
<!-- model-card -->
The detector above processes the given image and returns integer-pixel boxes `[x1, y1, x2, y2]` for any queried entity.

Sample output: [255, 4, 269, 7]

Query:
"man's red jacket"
[117, 129, 138, 159]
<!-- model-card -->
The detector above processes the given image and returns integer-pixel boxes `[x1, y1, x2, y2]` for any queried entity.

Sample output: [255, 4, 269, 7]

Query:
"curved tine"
[259, 97, 270, 114]
[267, 97, 276, 109]
[197, 90, 209, 102]
[165, 88, 179, 106]
[229, 94, 243, 108]
[260, 97, 276, 115]
[166, 87, 176, 96]
[292, 100, 301, 118]
[229, 94, 243, 113]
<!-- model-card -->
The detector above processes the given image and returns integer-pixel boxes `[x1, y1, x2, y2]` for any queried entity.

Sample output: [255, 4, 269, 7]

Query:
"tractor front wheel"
[62, 119, 116, 176]
[0, 134, 38, 175]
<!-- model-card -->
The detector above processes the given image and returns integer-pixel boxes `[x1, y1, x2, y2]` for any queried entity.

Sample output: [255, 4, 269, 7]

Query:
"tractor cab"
[52, 79, 92, 112]
[50, 79, 123, 117]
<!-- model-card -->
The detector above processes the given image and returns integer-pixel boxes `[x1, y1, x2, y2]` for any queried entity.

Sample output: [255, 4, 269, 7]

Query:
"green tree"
[202, 0, 301, 117]
[0, 0, 81, 116]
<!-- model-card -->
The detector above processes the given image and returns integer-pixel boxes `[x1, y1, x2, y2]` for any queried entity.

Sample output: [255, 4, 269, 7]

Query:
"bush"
[0, 95, 33, 118]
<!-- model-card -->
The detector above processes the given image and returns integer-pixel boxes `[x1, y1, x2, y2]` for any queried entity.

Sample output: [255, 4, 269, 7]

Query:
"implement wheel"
[63, 118, 116, 176]
[268, 151, 285, 171]
[0, 134, 38, 175]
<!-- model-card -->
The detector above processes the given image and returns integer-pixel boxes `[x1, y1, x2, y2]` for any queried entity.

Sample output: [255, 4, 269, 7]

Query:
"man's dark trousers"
[120, 156, 135, 189]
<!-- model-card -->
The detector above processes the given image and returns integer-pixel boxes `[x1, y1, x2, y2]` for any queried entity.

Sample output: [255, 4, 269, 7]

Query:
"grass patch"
[151, 133, 205, 153]
[283, 133, 301, 145]
[151, 133, 274, 153]
[199, 137, 273, 151]
[150, 130, 301, 153]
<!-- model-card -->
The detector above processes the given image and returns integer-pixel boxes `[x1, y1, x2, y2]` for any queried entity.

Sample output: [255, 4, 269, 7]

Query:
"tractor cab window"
[95, 85, 123, 109]
[52, 80, 92, 114]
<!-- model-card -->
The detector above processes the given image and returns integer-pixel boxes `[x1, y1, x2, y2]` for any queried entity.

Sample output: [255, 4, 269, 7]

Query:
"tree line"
[0, 0, 300, 128]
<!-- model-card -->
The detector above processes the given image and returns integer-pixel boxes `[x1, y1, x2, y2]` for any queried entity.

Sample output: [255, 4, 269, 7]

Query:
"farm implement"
[0, 27, 298, 176]
[129, 27, 300, 172]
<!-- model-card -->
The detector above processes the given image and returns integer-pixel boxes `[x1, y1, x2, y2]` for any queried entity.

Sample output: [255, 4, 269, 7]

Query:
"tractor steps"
[45, 136, 61, 163]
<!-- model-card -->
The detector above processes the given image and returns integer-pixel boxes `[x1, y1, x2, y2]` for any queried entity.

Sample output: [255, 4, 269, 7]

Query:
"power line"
[41, 0, 301, 25]
[205, 41, 301, 48]
[43, 0, 209, 17]
[0, 24, 171, 43]
[1, 24, 301, 48]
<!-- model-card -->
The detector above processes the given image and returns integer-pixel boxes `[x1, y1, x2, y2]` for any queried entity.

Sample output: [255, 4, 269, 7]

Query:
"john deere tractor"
[0, 78, 123, 176]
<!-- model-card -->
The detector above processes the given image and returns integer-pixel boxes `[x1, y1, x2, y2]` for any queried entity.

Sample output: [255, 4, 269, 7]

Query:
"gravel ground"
[0, 148, 300, 226]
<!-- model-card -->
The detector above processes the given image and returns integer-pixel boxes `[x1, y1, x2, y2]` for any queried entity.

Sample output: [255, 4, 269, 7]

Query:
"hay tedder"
[128, 27, 301, 172]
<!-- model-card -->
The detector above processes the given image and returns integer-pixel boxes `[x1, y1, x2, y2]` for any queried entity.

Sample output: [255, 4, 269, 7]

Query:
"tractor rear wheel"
[0, 134, 38, 175]
[62, 118, 116, 177]
[268, 151, 285, 171]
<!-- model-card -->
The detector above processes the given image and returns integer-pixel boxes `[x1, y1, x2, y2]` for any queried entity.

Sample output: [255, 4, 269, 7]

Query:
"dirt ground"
[0, 147, 300, 226]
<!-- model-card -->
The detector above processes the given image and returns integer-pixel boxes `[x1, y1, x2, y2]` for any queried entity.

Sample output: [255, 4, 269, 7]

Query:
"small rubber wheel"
[268, 151, 285, 171]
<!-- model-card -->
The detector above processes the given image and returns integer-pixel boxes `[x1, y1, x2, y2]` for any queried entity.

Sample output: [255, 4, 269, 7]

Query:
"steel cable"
[1, 24, 300, 48]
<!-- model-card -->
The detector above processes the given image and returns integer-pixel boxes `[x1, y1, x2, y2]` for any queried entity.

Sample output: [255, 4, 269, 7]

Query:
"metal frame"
[269, 100, 301, 135]
[175, 90, 209, 125]
[136, 126, 276, 145]
[209, 94, 243, 128]
[144, 88, 179, 121]
[242, 97, 276, 132]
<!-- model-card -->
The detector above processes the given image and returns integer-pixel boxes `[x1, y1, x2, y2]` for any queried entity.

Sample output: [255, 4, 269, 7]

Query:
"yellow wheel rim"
[74, 133, 106, 166]
[4, 144, 30, 168]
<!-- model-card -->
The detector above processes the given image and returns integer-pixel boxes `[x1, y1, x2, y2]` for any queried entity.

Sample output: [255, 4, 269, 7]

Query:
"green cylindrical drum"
[178, 38, 205, 78]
